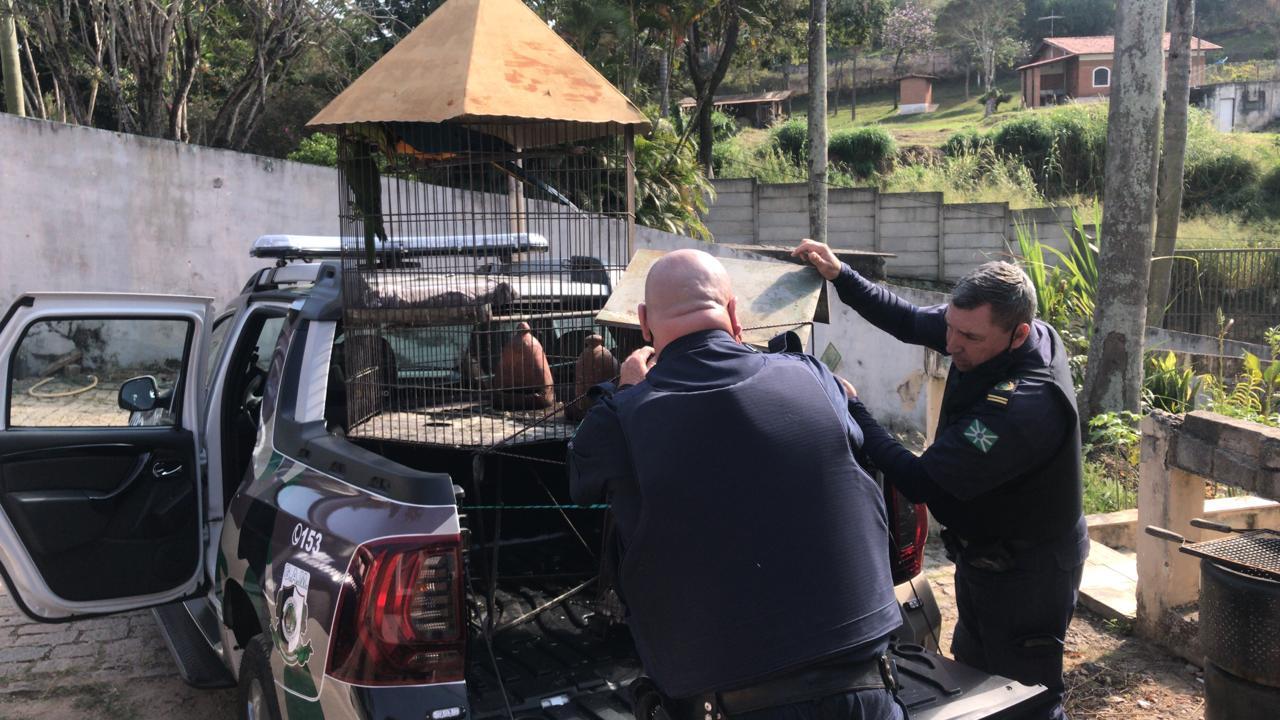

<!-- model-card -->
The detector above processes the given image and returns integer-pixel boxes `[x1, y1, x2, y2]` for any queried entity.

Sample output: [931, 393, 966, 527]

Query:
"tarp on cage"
[306, 0, 650, 143]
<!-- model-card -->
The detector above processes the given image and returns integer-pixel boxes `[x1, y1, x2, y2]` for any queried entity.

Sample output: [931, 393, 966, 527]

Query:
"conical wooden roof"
[307, 0, 649, 144]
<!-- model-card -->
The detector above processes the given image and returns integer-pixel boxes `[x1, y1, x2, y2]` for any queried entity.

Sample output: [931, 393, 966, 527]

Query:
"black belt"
[656, 654, 900, 719]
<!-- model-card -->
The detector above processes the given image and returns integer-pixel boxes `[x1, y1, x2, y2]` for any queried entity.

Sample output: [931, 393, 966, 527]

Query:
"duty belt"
[637, 654, 901, 720]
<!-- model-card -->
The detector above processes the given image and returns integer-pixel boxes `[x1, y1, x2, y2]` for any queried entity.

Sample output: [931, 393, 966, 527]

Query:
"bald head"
[638, 249, 742, 353]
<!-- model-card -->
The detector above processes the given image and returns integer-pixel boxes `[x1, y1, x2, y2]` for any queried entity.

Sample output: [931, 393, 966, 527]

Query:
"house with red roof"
[1018, 34, 1222, 108]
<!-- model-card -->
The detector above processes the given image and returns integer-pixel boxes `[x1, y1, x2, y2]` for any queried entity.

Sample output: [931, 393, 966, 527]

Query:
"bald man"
[569, 250, 905, 720]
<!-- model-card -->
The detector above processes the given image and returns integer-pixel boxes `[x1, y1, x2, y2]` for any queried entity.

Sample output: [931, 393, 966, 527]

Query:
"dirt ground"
[921, 540, 1207, 720]
[0, 538, 1206, 720]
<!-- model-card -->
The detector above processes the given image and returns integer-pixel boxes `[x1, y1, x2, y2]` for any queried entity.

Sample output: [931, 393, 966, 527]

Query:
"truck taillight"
[327, 535, 465, 685]
[886, 484, 928, 585]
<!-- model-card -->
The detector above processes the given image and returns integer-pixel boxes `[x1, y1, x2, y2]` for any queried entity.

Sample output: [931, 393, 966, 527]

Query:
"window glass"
[9, 318, 190, 427]
[1093, 67, 1110, 87]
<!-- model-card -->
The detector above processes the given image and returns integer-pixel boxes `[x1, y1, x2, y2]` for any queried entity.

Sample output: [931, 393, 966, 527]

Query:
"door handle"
[151, 460, 185, 478]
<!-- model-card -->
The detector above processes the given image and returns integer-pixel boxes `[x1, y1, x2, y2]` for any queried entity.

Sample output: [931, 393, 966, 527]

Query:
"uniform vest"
[611, 355, 901, 698]
[929, 322, 1083, 546]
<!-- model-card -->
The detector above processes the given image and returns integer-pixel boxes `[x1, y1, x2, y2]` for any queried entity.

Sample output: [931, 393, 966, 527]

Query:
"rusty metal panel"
[597, 249, 824, 349]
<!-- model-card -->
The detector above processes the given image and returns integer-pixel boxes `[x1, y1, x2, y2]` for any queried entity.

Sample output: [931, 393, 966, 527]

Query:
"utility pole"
[808, 0, 828, 246]
[1148, 0, 1196, 326]
[1081, 0, 1169, 417]
[1, 0, 24, 116]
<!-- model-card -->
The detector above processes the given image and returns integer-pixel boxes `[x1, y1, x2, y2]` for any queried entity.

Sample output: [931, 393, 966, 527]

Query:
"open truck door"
[0, 293, 211, 621]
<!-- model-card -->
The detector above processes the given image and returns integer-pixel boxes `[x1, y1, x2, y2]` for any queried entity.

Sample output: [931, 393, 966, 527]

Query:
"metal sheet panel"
[596, 249, 824, 349]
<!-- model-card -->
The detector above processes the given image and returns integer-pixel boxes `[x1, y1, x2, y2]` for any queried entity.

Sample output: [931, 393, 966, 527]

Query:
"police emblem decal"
[271, 562, 313, 667]
[964, 419, 998, 453]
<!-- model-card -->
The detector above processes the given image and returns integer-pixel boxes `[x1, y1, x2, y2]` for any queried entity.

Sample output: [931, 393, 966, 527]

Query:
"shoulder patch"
[964, 418, 999, 453]
[994, 379, 1017, 393]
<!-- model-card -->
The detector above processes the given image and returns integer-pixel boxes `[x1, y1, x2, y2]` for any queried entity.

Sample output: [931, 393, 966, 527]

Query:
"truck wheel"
[238, 635, 283, 720]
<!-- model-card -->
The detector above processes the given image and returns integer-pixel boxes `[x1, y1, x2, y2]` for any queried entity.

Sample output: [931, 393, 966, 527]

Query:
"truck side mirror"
[118, 376, 159, 413]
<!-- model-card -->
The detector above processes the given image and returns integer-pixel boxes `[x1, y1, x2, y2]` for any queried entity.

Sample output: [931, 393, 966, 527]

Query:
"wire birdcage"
[332, 120, 638, 449]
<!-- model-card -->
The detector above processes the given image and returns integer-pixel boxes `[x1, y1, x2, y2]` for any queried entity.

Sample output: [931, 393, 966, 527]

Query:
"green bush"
[710, 110, 740, 144]
[828, 127, 897, 178]
[1183, 152, 1260, 214]
[941, 128, 992, 157]
[982, 105, 1108, 199]
[1258, 165, 1280, 217]
[634, 118, 715, 239]
[1042, 105, 1108, 197]
[992, 115, 1055, 186]
[771, 119, 809, 164]
[287, 133, 338, 167]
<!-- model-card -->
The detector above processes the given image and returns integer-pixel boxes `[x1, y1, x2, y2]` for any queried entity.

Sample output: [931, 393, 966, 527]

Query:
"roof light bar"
[250, 233, 550, 259]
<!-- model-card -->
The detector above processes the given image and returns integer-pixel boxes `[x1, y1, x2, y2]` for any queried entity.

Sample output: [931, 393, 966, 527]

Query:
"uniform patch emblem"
[994, 380, 1017, 393]
[964, 419, 999, 453]
[272, 563, 313, 667]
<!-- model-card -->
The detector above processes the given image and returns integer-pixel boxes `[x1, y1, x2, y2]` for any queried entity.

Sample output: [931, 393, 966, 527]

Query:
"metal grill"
[1179, 530, 1280, 581]
[333, 121, 637, 448]
[1163, 249, 1280, 344]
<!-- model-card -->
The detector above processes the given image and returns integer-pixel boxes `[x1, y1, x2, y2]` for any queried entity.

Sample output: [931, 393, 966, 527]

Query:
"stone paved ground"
[0, 585, 235, 719]
[9, 379, 134, 428]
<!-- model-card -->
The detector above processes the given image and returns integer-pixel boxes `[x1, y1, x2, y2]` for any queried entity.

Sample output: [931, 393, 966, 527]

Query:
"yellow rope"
[28, 375, 100, 399]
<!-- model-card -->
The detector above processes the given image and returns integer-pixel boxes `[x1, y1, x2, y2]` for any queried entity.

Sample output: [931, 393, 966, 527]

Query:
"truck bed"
[468, 584, 641, 720]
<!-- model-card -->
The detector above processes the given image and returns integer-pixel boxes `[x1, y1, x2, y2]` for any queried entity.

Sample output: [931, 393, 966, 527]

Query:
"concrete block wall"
[705, 178, 1084, 282]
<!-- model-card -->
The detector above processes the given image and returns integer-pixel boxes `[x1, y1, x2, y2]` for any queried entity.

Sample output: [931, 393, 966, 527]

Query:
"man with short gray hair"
[792, 241, 1087, 720]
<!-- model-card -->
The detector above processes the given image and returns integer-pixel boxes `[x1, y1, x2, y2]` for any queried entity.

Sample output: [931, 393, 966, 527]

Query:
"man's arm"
[792, 240, 947, 353]
[568, 392, 631, 504]
[848, 381, 1069, 503]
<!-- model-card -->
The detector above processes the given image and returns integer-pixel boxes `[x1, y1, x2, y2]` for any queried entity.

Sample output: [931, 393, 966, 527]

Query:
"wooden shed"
[678, 90, 794, 128]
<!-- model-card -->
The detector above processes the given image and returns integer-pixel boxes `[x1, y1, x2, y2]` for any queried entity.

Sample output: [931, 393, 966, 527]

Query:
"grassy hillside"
[785, 76, 1025, 147]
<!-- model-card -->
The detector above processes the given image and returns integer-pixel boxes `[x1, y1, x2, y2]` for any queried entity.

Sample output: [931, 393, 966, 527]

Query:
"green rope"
[460, 503, 609, 510]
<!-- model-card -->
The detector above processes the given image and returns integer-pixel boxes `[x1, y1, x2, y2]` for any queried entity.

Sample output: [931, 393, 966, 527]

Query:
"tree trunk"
[892, 49, 903, 110]
[1081, 0, 1169, 418]
[685, 7, 741, 175]
[20, 36, 44, 119]
[1148, 0, 1195, 326]
[658, 40, 672, 118]
[833, 58, 841, 116]
[982, 48, 997, 117]
[1, 0, 23, 116]
[808, 0, 828, 245]
[965, 58, 971, 100]
[851, 49, 858, 120]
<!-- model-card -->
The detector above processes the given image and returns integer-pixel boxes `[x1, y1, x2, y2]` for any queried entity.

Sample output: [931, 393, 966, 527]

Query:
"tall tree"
[829, 0, 889, 119]
[880, 0, 935, 77]
[1, 0, 21, 115]
[809, 0, 828, 245]
[938, 0, 1025, 117]
[1147, 0, 1195, 326]
[1081, 0, 1168, 417]
[683, 0, 743, 175]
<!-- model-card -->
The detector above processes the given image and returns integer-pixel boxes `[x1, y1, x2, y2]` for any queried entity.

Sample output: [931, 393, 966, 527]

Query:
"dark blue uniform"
[569, 329, 903, 719]
[832, 266, 1088, 720]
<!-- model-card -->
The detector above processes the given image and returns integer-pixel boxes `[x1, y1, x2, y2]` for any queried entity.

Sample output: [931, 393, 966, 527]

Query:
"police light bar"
[250, 233, 550, 259]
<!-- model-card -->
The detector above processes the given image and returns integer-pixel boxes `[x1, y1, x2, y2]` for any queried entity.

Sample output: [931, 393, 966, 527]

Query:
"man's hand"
[791, 239, 842, 281]
[836, 375, 858, 400]
[620, 347, 656, 386]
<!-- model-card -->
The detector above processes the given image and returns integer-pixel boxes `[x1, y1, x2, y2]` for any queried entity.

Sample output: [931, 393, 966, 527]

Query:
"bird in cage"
[567, 334, 618, 422]
[494, 322, 556, 410]
[339, 149, 388, 268]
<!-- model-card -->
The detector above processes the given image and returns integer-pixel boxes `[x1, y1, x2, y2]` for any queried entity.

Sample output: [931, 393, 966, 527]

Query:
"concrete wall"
[706, 178, 1080, 282]
[1197, 80, 1280, 132]
[0, 114, 633, 311]
[0, 114, 337, 310]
